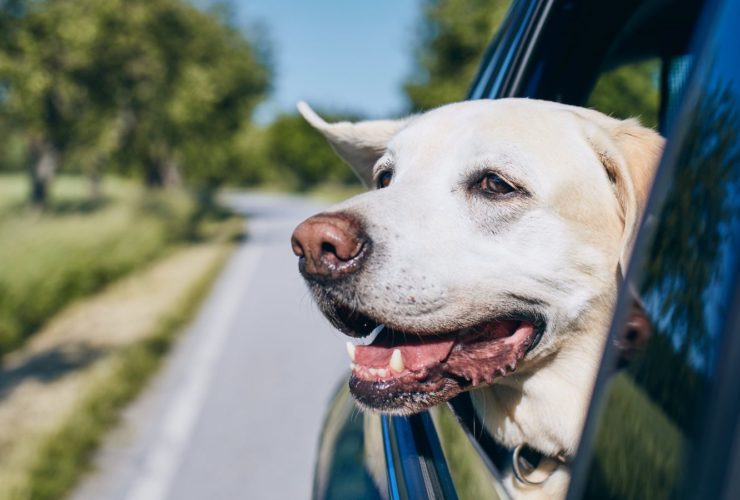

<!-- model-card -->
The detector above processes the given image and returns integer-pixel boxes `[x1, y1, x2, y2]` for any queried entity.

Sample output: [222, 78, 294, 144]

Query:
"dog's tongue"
[355, 338, 455, 370]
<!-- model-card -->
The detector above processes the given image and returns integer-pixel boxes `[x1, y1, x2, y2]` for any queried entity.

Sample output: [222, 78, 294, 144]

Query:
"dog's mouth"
[332, 306, 545, 414]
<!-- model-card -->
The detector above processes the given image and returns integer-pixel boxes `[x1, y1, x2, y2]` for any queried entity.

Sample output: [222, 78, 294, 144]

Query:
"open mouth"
[332, 306, 545, 414]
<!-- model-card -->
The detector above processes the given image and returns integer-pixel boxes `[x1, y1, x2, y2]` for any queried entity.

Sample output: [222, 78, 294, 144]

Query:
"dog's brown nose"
[291, 213, 368, 280]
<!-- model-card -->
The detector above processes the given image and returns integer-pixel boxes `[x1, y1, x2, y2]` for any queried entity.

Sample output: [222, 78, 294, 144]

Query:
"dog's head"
[291, 99, 663, 415]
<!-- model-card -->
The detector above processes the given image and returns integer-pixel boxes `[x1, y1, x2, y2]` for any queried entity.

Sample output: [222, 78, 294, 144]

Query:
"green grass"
[18, 243, 232, 500]
[305, 182, 365, 203]
[0, 174, 197, 358]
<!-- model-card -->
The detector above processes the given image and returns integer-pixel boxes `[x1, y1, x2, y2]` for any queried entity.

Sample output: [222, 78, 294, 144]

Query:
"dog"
[290, 98, 663, 498]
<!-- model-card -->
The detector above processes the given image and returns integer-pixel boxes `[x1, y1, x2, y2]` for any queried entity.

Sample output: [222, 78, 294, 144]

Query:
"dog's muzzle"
[291, 212, 370, 282]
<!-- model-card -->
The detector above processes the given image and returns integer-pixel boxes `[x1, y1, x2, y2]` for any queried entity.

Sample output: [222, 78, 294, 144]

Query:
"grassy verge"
[305, 182, 365, 203]
[23, 244, 230, 500]
[0, 174, 200, 357]
[222, 181, 365, 204]
[0, 220, 239, 500]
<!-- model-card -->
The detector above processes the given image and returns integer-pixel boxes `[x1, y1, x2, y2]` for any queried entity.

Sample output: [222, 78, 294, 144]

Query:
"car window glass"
[313, 384, 385, 500]
[587, 58, 661, 129]
[431, 405, 509, 500]
[570, 0, 740, 498]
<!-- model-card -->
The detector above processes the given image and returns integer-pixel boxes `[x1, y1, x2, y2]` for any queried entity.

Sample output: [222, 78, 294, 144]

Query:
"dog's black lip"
[344, 309, 546, 414]
[328, 301, 547, 349]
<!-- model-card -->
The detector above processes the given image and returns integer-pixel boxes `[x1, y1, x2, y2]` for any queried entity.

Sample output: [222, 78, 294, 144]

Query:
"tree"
[0, 0, 112, 207]
[102, 0, 271, 190]
[404, 0, 510, 111]
[405, 0, 660, 129]
[264, 112, 360, 191]
[0, 0, 271, 206]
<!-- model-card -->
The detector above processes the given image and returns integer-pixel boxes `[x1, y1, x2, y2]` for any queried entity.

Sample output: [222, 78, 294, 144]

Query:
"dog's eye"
[376, 170, 393, 189]
[479, 173, 515, 196]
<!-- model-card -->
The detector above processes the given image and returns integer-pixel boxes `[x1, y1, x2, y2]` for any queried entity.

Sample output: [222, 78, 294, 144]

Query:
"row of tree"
[0, 0, 513, 204]
[235, 0, 513, 192]
[0, 0, 270, 206]
[1, 0, 656, 204]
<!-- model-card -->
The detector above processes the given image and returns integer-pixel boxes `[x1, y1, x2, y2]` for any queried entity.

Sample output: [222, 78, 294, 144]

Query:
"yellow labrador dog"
[291, 98, 663, 498]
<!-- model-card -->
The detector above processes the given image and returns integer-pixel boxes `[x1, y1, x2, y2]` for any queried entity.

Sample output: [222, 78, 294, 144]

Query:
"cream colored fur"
[299, 98, 664, 498]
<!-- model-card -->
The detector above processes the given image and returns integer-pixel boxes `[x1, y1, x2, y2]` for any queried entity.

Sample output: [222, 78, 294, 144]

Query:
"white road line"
[124, 241, 263, 500]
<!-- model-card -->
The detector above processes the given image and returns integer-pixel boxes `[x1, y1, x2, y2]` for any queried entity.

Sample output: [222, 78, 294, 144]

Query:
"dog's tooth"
[390, 349, 405, 373]
[346, 342, 356, 361]
[377, 368, 388, 378]
[350, 362, 357, 371]
[368, 368, 378, 376]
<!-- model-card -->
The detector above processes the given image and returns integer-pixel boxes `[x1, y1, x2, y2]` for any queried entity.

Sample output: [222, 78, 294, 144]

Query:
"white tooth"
[377, 368, 388, 378]
[390, 349, 405, 373]
[368, 368, 378, 376]
[346, 342, 356, 361]
[350, 363, 357, 370]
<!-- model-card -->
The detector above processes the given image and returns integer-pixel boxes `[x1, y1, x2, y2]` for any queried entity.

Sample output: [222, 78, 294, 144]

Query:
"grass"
[0, 219, 240, 500]
[305, 182, 365, 203]
[23, 246, 230, 500]
[224, 180, 365, 204]
[0, 174, 198, 357]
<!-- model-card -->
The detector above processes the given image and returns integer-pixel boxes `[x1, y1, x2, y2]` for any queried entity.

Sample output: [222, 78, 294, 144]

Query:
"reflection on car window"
[431, 405, 508, 500]
[575, 0, 740, 498]
[313, 384, 385, 500]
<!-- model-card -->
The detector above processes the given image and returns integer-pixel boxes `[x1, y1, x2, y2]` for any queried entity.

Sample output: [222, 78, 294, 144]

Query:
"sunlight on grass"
[0, 174, 196, 356]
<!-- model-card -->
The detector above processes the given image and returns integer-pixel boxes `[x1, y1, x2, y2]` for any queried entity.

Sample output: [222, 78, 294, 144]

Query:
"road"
[73, 192, 350, 500]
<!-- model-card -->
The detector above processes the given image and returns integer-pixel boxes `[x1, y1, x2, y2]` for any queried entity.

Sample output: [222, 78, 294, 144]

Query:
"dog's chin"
[328, 304, 545, 415]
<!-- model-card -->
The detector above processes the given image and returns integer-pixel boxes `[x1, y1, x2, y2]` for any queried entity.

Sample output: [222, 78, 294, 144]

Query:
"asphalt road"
[73, 192, 350, 500]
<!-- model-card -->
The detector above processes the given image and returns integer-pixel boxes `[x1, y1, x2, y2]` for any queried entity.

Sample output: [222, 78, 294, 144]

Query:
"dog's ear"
[574, 110, 665, 273]
[297, 101, 408, 186]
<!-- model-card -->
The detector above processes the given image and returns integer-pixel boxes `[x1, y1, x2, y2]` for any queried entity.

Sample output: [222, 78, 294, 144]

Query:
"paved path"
[73, 193, 350, 500]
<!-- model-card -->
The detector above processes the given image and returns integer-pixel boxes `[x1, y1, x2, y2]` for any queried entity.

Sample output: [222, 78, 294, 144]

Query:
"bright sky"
[233, 0, 423, 123]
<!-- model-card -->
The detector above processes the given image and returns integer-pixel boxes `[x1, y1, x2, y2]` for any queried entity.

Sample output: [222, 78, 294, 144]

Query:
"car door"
[567, 0, 740, 498]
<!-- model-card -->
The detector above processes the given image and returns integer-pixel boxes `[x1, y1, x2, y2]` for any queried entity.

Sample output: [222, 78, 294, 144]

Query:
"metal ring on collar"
[512, 443, 555, 486]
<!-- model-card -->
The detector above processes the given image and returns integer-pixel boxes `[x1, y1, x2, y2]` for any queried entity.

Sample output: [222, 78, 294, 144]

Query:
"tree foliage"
[405, 0, 660, 129]
[405, 0, 510, 111]
[265, 112, 359, 191]
[0, 0, 271, 205]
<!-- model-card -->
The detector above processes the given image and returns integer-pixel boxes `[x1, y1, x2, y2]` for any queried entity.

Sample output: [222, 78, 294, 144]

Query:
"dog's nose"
[291, 213, 368, 280]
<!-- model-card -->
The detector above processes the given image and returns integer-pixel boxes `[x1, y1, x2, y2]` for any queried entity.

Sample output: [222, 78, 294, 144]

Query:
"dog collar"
[448, 394, 569, 486]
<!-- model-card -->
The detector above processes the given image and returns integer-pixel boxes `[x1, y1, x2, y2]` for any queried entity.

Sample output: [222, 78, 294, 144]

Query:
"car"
[312, 0, 740, 498]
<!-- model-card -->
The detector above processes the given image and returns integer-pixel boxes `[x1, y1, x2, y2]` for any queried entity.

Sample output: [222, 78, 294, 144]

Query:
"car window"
[586, 54, 696, 134]
[587, 58, 661, 129]
[431, 403, 510, 500]
[568, 0, 740, 498]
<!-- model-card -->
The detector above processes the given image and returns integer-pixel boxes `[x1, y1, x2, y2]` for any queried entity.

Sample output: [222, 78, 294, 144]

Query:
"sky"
[231, 0, 423, 123]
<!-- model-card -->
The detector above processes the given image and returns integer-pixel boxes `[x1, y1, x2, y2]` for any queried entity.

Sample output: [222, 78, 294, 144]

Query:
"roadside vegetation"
[0, 228, 238, 500]
[0, 175, 200, 357]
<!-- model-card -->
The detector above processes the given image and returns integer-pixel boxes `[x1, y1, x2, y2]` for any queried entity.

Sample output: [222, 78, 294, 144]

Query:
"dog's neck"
[470, 302, 612, 459]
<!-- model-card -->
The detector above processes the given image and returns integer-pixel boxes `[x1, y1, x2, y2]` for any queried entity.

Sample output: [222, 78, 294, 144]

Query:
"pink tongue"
[355, 338, 455, 370]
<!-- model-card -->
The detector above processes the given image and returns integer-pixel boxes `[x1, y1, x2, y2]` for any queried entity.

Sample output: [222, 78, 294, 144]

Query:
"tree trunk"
[29, 141, 59, 210]
[145, 159, 164, 187]
[145, 155, 181, 189]
[89, 168, 103, 202]
[161, 158, 182, 188]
